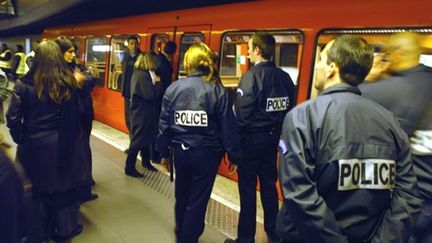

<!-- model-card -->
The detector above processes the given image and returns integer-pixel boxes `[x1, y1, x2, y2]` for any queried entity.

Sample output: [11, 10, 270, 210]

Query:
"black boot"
[142, 161, 158, 172]
[125, 168, 144, 178]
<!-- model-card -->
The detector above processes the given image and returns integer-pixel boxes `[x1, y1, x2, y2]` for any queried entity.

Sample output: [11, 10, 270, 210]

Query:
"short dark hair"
[327, 35, 373, 86]
[127, 35, 139, 42]
[16, 44, 24, 52]
[251, 32, 275, 60]
[164, 41, 177, 55]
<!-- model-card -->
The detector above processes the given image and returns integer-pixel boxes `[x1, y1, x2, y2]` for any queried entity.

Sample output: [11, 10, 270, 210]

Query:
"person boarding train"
[276, 35, 421, 243]
[157, 42, 241, 243]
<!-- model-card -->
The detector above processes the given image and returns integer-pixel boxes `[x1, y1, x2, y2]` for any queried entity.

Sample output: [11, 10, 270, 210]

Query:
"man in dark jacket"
[360, 32, 432, 243]
[121, 35, 141, 144]
[226, 32, 296, 243]
[276, 35, 421, 243]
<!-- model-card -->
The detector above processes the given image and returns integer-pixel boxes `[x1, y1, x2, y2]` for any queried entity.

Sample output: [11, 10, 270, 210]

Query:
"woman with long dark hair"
[6, 40, 91, 241]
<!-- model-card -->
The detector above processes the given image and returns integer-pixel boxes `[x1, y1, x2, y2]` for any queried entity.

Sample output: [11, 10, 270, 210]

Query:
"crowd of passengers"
[0, 31, 431, 243]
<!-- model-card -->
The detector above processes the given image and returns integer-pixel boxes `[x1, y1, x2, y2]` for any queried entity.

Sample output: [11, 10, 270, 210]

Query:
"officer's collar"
[187, 72, 205, 78]
[321, 83, 361, 96]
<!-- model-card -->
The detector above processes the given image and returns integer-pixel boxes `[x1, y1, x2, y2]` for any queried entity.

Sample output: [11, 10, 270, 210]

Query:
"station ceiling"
[0, 0, 250, 37]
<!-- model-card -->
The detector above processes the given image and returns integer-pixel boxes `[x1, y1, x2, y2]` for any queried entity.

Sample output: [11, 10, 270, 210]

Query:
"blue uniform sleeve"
[279, 110, 348, 243]
[216, 85, 241, 164]
[6, 82, 24, 144]
[371, 125, 422, 243]
[234, 71, 256, 133]
[156, 90, 172, 158]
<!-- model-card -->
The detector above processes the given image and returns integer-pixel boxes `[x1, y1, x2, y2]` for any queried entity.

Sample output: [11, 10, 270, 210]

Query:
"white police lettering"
[266, 97, 290, 112]
[338, 159, 395, 191]
[174, 110, 208, 127]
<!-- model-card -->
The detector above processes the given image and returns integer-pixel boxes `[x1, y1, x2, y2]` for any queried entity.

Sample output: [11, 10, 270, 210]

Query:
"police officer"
[226, 32, 296, 243]
[359, 32, 432, 243]
[11, 44, 26, 80]
[0, 43, 12, 77]
[157, 42, 241, 243]
[276, 35, 421, 243]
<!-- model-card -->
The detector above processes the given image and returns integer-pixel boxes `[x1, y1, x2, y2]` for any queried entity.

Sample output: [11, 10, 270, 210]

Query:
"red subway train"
[42, 0, 432, 182]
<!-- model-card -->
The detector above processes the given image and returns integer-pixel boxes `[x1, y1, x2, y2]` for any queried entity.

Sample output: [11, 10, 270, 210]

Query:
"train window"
[310, 28, 432, 98]
[108, 35, 130, 91]
[220, 31, 303, 87]
[178, 33, 205, 79]
[85, 36, 109, 87]
[150, 34, 169, 53]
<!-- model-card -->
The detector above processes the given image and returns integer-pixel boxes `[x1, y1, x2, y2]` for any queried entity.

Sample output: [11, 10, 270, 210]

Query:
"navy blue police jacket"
[157, 73, 241, 164]
[277, 83, 421, 243]
[360, 64, 432, 200]
[235, 61, 296, 137]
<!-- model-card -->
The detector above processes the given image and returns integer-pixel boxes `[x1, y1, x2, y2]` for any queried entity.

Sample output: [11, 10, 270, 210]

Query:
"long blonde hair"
[184, 43, 215, 82]
[31, 40, 77, 103]
[134, 52, 156, 71]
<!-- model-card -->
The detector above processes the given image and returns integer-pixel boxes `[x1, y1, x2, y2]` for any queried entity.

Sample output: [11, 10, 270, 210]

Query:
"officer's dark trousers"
[237, 131, 279, 243]
[174, 145, 222, 243]
[123, 97, 131, 136]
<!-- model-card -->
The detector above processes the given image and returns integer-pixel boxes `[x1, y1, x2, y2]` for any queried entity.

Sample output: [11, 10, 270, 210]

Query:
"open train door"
[173, 24, 212, 80]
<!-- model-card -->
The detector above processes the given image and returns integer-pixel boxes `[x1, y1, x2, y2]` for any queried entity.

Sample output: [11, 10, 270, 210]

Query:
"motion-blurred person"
[6, 40, 91, 241]
[157, 43, 241, 243]
[360, 32, 432, 243]
[121, 35, 141, 153]
[124, 52, 162, 177]
[276, 35, 421, 243]
[226, 32, 296, 243]
[0, 43, 12, 77]
[364, 44, 390, 82]
[55, 36, 97, 200]
[0, 132, 23, 243]
[10, 44, 26, 81]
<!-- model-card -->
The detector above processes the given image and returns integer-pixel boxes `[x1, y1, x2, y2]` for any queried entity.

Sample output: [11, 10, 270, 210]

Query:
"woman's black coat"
[129, 69, 163, 149]
[6, 77, 91, 195]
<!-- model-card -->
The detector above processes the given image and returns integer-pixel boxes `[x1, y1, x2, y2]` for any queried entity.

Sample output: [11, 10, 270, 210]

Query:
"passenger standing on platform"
[152, 41, 177, 166]
[155, 40, 177, 91]
[6, 40, 92, 241]
[55, 36, 97, 200]
[11, 44, 26, 81]
[276, 35, 421, 243]
[157, 43, 241, 243]
[122, 35, 141, 151]
[226, 32, 296, 243]
[0, 43, 12, 78]
[124, 52, 162, 177]
[359, 32, 432, 243]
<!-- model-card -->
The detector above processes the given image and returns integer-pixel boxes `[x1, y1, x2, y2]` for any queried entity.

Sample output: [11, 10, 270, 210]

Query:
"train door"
[147, 26, 176, 80]
[174, 25, 212, 79]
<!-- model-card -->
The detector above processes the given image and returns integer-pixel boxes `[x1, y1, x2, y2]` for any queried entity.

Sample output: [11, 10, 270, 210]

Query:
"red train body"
[43, 0, 432, 187]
